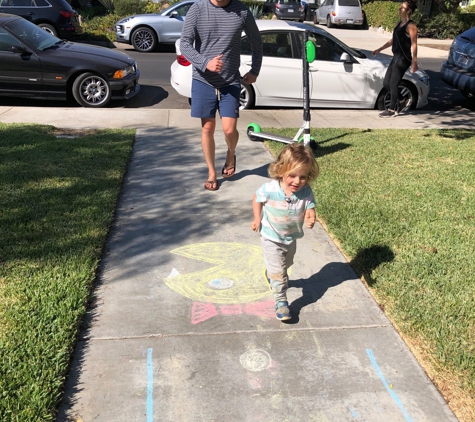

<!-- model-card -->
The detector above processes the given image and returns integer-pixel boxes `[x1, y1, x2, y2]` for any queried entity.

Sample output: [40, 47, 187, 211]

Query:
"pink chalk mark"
[219, 304, 243, 315]
[245, 299, 275, 318]
[191, 299, 275, 324]
[191, 302, 218, 324]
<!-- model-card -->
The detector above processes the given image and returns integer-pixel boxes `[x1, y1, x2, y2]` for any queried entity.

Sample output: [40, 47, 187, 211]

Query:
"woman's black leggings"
[383, 54, 411, 110]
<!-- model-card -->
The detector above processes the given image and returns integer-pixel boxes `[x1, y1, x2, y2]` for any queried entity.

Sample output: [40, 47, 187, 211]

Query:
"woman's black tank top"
[392, 20, 412, 61]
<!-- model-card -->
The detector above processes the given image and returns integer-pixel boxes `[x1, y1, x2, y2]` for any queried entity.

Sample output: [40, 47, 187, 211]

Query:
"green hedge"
[418, 12, 475, 39]
[362, 1, 422, 31]
[363, 1, 475, 39]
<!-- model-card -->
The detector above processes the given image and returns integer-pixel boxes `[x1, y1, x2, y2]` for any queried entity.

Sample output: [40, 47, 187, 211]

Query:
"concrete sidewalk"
[1, 107, 473, 130]
[51, 120, 459, 421]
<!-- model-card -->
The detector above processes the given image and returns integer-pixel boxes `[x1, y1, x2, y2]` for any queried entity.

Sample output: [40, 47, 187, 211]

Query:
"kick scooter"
[246, 30, 317, 150]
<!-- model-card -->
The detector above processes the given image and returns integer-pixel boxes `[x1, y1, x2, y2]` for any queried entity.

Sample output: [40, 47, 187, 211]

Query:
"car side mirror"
[340, 52, 352, 64]
[11, 45, 31, 54]
[169, 10, 178, 18]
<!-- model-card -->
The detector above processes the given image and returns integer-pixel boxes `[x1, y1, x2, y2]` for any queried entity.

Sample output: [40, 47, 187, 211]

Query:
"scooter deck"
[247, 130, 296, 144]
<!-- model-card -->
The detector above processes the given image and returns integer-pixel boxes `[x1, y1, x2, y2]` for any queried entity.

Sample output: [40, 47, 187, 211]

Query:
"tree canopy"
[432, 0, 461, 13]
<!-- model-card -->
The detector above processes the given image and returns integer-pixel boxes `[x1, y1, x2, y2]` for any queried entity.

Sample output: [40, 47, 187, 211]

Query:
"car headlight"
[113, 63, 137, 79]
[117, 16, 135, 24]
[414, 69, 429, 86]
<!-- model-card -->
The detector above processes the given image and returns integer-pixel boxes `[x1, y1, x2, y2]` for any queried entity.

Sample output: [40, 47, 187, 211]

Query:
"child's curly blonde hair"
[268, 143, 319, 182]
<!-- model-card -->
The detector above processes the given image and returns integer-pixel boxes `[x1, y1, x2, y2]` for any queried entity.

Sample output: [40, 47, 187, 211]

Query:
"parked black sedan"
[0, 13, 140, 107]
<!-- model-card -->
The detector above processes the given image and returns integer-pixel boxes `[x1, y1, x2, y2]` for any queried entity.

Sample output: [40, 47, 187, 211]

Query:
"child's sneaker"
[275, 300, 291, 321]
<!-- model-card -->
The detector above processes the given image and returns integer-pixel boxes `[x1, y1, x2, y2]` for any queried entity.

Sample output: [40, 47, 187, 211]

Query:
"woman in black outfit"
[373, 0, 418, 117]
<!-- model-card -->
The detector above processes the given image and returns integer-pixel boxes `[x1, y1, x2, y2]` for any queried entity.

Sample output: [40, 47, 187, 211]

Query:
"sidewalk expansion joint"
[83, 323, 391, 342]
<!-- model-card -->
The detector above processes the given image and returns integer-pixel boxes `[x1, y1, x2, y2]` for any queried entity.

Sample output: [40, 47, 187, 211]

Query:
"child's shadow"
[287, 245, 395, 324]
[287, 262, 355, 324]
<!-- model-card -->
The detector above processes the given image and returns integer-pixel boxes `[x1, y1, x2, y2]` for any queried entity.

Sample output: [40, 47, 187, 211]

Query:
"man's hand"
[251, 219, 260, 232]
[305, 209, 316, 229]
[206, 54, 224, 72]
[242, 72, 257, 84]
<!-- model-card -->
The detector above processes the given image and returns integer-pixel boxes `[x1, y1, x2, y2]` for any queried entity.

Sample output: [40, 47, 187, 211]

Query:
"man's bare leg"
[221, 117, 238, 177]
[201, 118, 218, 188]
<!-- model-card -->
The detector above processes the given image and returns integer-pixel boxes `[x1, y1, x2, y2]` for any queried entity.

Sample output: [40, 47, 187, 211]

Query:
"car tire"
[72, 72, 111, 108]
[377, 80, 418, 111]
[38, 23, 57, 37]
[131, 27, 157, 53]
[240, 80, 255, 110]
[326, 15, 334, 28]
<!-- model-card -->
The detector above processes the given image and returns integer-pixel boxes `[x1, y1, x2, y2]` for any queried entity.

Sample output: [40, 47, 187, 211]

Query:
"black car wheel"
[326, 15, 334, 28]
[132, 27, 157, 53]
[377, 80, 418, 111]
[239, 80, 255, 110]
[38, 23, 57, 37]
[72, 72, 111, 108]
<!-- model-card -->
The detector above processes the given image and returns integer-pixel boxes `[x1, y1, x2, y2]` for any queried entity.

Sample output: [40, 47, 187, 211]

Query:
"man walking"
[180, 0, 263, 191]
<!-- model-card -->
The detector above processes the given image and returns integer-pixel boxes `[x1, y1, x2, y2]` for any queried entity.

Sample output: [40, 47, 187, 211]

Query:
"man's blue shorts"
[191, 79, 240, 119]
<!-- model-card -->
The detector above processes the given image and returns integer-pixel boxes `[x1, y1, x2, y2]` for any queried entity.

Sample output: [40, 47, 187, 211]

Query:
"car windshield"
[311, 29, 366, 59]
[6, 18, 60, 51]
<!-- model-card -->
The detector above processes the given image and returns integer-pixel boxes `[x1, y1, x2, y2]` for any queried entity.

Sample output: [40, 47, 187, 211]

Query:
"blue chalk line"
[366, 348, 413, 422]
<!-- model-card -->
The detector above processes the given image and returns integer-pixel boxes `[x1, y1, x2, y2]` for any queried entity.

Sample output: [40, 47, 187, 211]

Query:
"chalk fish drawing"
[165, 242, 270, 304]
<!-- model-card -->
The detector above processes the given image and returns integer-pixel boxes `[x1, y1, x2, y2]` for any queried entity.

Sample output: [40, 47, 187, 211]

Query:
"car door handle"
[309, 68, 318, 72]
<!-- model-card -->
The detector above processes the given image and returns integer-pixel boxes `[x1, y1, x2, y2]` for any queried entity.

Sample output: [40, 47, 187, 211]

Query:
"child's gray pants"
[261, 236, 296, 302]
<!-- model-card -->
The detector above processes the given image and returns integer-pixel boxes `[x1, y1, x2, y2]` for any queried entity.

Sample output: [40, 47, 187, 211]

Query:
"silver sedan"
[115, 0, 197, 53]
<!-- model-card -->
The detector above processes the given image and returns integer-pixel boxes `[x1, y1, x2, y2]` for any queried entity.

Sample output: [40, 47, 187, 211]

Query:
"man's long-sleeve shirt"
[180, 0, 263, 88]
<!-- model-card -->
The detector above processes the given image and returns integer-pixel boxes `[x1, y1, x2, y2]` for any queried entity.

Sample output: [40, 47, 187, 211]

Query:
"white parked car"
[170, 20, 430, 111]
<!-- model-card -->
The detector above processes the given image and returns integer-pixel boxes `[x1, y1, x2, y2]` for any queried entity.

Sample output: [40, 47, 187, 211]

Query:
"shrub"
[113, 0, 149, 16]
[363, 1, 401, 31]
[363, 1, 474, 39]
[78, 12, 120, 41]
[418, 12, 475, 39]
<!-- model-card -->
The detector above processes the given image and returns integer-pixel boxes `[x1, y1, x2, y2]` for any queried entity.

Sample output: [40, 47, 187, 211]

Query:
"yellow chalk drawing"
[308, 321, 323, 356]
[165, 242, 270, 304]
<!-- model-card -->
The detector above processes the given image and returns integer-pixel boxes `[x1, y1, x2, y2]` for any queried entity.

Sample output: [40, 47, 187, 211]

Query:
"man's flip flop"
[222, 154, 236, 178]
[204, 180, 219, 191]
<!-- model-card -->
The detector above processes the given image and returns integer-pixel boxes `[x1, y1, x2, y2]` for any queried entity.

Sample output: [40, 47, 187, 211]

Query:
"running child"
[251, 143, 319, 321]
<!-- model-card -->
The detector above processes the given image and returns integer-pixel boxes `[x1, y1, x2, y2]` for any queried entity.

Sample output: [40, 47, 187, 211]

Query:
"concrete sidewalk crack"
[83, 323, 391, 342]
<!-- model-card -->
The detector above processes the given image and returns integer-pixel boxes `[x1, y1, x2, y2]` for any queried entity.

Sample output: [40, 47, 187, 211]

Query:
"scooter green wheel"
[298, 136, 318, 150]
[298, 135, 316, 143]
[247, 123, 262, 142]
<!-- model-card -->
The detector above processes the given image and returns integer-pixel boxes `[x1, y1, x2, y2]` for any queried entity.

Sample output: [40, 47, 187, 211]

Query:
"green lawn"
[1, 124, 474, 421]
[0, 124, 135, 421]
[266, 127, 475, 422]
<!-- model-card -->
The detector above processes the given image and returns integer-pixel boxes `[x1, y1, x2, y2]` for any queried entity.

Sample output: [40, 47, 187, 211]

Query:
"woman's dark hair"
[405, 0, 417, 14]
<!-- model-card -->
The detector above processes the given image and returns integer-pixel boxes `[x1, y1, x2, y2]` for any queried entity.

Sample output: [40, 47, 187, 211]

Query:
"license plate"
[347, 19, 353, 23]
[456, 55, 468, 67]
[288, 9, 294, 12]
